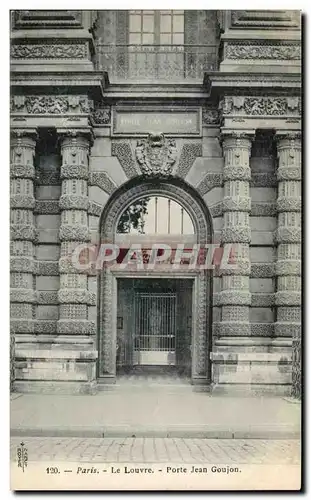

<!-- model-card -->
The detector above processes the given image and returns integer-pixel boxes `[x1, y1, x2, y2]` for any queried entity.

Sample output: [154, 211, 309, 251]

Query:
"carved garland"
[11, 43, 88, 59]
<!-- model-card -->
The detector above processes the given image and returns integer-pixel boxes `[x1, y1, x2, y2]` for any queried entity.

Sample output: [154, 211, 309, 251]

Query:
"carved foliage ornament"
[135, 133, 177, 178]
[91, 107, 111, 125]
[11, 43, 87, 59]
[10, 95, 92, 115]
[225, 43, 301, 60]
[221, 96, 301, 116]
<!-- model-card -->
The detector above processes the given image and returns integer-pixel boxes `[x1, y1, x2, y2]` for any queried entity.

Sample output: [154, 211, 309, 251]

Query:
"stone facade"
[10, 10, 301, 395]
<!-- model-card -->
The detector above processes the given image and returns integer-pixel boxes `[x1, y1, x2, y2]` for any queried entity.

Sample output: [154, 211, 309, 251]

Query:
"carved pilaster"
[57, 130, 95, 336]
[10, 129, 38, 335]
[219, 131, 254, 337]
[275, 132, 301, 398]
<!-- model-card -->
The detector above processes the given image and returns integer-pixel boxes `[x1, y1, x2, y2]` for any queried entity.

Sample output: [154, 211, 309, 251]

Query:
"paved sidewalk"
[10, 437, 300, 464]
[11, 393, 301, 439]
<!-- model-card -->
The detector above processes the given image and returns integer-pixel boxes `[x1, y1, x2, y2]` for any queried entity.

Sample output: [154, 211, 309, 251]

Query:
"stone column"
[57, 130, 95, 340]
[10, 130, 37, 346]
[275, 132, 301, 398]
[219, 131, 254, 338]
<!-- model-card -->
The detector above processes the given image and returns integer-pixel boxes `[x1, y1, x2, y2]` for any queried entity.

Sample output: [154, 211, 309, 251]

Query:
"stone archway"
[97, 178, 214, 386]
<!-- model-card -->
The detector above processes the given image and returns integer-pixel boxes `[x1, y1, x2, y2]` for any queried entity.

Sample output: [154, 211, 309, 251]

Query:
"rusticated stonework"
[219, 132, 254, 339]
[111, 141, 139, 179]
[176, 143, 202, 179]
[11, 42, 88, 59]
[225, 43, 301, 60]
[89, 172, 117, 196]
[135, 133, 177, 178]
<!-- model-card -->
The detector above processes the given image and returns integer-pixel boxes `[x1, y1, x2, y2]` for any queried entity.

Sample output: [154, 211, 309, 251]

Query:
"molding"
[230, 10, 300, 29]
[12, 10, 84, 29]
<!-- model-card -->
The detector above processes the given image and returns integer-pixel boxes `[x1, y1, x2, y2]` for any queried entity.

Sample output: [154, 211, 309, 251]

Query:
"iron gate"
[134, 292, 177, 365]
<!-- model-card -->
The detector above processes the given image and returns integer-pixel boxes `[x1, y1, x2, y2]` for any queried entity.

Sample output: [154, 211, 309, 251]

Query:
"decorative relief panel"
[135, 133, 177, 178]
[91, 106, 111, 125]
[11, 42, 88, 59]
[225, 42, 301, 60]
[11, 95, 92, 115]
[111, 141, 139, 179]
[221, 96, 301, 117]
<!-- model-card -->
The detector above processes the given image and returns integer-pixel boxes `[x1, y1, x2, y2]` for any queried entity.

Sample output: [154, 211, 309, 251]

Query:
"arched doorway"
[98, 178, 213, 387]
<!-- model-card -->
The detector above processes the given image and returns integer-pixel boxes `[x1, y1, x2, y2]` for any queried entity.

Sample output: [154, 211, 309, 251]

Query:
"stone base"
[211, 383, 291, 397]
[14, 344, 98, 388]
[13, 380, 98, 395]
[211, 349, 292, 394]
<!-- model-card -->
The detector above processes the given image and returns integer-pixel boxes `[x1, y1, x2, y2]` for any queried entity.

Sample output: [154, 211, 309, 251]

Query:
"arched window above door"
[116, 195, 195, 235]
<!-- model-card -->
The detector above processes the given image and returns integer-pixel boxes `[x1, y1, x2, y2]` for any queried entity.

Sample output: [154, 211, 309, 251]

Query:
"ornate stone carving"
[225, 43, 301, 60]
[250, 324, 275, 336]
[89, 172, 117, 195]
[34, 201, 60, 215]
[88, 201, 103, 217]
[176, 142, 202, 179]
[202, 107, 219, 125]
[196, 173, 223, 196]
[11, 43, 87, 59]
[57, 320, 95, 335]
[58, 289, 96, 305]
[221, 96, 301, 117]
[35, 261, 59, 276]
[135, 133, 177, 178]
[37, 291, 59, 305]
[251, 173, 277, 188]
[251, 202, 277, 217]
[59, 195, 89, 211]
[251, 294, 275, 307]
[111, 142, 138, 179]
[250, 263, 275, 278]
[10, 95, 92, 115]
[292, 337, 301, 399]
[210, 202, 223, 218]
[91, 107, 111, 125]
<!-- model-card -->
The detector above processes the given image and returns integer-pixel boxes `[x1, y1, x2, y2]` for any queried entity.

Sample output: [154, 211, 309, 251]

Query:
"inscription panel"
[112, 107, 201, 137]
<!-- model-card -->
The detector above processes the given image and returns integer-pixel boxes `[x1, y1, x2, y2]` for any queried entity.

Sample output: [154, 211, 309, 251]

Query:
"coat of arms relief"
[135, 133, 177, 178]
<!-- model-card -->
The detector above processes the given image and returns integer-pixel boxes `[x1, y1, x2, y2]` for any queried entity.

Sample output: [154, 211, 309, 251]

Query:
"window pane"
[173, 15, 184, 33]
[173, 33, 184, 45]
[129, 32, 142, 45]
[143, 33, 154, 45]
[129, 14, 141, 32]
[160, 33, 171, 45]
[143, 15, 154, 33]
[160, 14, 172, 33]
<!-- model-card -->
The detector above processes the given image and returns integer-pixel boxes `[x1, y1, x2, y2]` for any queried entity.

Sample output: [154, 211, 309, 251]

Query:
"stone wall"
[10, 9, 301, 394]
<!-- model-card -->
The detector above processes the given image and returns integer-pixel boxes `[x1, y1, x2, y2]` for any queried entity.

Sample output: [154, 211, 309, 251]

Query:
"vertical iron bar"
[181, 207, 184, 235]
[168, 199, 171, 234]
[155, 197, 158, 233]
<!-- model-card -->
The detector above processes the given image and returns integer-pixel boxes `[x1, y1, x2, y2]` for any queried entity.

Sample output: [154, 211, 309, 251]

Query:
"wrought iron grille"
[95, 44, 219, 81]
[134, 292, 177, 365]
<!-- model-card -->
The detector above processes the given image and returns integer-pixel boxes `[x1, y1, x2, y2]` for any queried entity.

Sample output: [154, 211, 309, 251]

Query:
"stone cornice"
[204, 72, 301, 93]
[10, 71, 108, 96]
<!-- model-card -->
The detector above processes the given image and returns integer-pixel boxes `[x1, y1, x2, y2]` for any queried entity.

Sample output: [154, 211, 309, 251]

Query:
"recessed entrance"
[116, 278, 193, 378]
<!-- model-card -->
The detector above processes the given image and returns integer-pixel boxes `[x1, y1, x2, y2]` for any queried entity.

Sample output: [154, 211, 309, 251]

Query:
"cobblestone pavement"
[10, 437, 300, 465]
